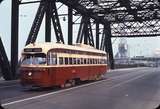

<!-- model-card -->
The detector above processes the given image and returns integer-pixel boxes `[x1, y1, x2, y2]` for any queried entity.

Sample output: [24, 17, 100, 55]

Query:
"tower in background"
[115, 38, 129, 59]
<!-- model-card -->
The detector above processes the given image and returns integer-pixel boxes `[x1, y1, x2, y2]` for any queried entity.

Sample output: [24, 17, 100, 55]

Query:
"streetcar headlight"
[28, 72, 32, 76]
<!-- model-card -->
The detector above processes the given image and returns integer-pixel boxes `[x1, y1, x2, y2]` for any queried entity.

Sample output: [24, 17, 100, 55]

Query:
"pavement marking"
[109, 67, 148, 72]
[2, 71, 151, 107]
[2, 79, 107, 106]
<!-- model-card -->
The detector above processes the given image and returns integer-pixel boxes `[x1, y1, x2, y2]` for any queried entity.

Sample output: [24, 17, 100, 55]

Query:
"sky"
[1, 0, 160, 60]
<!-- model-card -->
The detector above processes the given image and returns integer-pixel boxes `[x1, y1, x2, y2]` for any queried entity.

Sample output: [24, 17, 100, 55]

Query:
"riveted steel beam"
[26, 1, 45, 45]
[45, 0, 52, 42]
[11, 0, 19, 79]
[0, 37, 12, 80]
[68, 7, 73, 45]
[104, 23, 114, 69]
[51, 1, 64, 43]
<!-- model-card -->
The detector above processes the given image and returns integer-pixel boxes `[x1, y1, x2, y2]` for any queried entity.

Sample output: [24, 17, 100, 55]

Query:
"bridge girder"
[0, 37, 12, 80]
[4, 0, 160, 80]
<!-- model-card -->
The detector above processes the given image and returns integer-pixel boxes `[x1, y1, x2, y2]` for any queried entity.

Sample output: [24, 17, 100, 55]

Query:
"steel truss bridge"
[1, 0, 160, 80]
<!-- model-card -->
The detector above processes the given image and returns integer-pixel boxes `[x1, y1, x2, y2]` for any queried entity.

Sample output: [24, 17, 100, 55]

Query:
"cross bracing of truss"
[19, 0, 160, 22]
[111, 20, 160, 37]
[73, 0, 160, 37]
[1, 0, 160, 80]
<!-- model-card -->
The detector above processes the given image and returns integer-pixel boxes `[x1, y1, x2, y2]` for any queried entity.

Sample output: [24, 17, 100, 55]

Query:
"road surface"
[1, 67, 160, 109]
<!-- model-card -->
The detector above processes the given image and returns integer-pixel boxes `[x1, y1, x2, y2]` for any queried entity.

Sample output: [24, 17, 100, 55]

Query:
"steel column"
[0, 0, 3, 4]
[104, 24, 114, 69]
[100, 29, 105, 50]
[26, 2, 45, 45]
[68, 7, 73, 45]
[84, 17, 89, 44]
[45, 0, 52, 42]
[51, 2, 64, 43]
[76, 16, 85, 43]
[0, 37, 12, 80]
[88, 21, 94, 47]
[96, 21, 99, 49]
[11, 0, 19, 79]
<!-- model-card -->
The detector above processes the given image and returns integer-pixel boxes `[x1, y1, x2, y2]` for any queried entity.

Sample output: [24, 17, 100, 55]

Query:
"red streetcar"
[19, 42, 109, 88]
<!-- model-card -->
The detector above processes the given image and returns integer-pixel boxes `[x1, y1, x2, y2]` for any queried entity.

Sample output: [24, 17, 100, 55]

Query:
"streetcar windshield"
[21, 53, 46, 65]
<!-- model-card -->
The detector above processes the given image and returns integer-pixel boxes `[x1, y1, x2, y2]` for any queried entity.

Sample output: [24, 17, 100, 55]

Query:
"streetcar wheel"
[75, 78, 81, 85]
[60, 84, 65, 88]
[95, 74, 102, 80]
[70, 79, 76, 87]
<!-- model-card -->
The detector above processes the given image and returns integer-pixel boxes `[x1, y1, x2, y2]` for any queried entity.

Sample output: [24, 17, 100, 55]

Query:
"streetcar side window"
[98, 59, 100, 64]
[93, 59, 96, 64]
[89, 58, 92, 64]
[95, 59, 97, 64]
[99, 59, 101, 64]
[91, 58, 93, 64]
[100, 59, 102, 64]
[87, 58, 89, 64]
[65, 57, 68, 64]
[91, 59, 93, 64]
[84, 58, 86, 64]
[59, 57, 63, 65]
[77, 58, 80, 64]
[92, 59, 94, 64]
[69, 58, 72, 64]
[73, 58, 76, 64]
[81, 58, 83, 64]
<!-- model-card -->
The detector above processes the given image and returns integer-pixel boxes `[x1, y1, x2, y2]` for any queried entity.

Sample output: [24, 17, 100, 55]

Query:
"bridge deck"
[1, 67, 160, 109]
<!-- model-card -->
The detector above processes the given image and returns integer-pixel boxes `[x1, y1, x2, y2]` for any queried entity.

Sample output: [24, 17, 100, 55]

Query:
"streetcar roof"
[22, 42, 106, 54]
